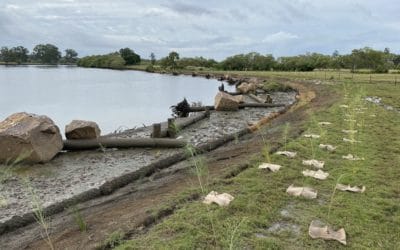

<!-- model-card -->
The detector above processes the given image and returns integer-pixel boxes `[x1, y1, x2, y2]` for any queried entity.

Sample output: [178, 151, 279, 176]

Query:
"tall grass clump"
[24, 178, 54, 250]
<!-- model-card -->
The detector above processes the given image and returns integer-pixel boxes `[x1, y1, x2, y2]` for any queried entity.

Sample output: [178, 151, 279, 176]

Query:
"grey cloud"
[164, 2, 213, 16]
[0, 0, 398, 60]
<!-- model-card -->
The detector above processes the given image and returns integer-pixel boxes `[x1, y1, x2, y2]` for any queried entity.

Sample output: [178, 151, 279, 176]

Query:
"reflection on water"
[0, 65, 228, 134]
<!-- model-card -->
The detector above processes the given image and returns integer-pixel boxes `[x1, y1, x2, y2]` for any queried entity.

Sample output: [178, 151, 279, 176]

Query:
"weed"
[261, 134, 271, 163]
[69, 206, 87, 232]
[101, 230, 125, 249]
[282, 122, 290, 151]
[23, 178, 54, 250]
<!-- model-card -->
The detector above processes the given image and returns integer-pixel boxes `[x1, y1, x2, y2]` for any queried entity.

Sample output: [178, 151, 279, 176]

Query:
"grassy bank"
[114, 79, 399, 249]
[126, 63, 400, 85]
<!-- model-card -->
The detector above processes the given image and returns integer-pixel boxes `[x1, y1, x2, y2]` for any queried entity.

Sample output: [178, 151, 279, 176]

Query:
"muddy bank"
[0, 89, 296, 235]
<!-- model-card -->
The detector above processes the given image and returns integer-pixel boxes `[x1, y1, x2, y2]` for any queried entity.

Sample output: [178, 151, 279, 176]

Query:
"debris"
[170, 98, 191, 117]
[302, 159, 325, 169]
[318, 122, 332, 126]
[203, 191, 234, 207]
[336, 184, 366, 193]
[302, 169, 329, 180]
[303, 134, 320, 139]
[342, 154, 364, 161]
[365, 96, 381, 104]
[275, 151, 297, 158]
[258, 163, 282, 172]
[319, 144, 336, 152]
[343, 138, 361, 143]
[286, 185, 317, 199]
[339, 105, 349, 108]
[308, 220, 346, 245]
[342, 129, 358, 134]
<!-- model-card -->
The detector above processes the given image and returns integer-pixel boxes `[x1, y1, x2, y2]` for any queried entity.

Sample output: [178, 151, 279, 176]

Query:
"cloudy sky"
[1, 0, 399, 60]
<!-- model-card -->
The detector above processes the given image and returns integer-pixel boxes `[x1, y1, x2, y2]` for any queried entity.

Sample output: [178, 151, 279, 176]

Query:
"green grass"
[114, 79, 399, 249]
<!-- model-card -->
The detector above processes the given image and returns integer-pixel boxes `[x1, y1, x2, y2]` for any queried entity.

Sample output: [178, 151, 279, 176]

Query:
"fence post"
[395, 77, 397, 86]
[152, 123, 161, 138]
[369, 75, 372, 84]
[167, 118, 176, 138]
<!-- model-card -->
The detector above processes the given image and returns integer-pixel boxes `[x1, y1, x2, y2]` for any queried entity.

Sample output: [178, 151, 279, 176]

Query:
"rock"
[237, 82, 257, 94]
[214, 92, 239, 111]
[0, 112, 63, 163]
[65, 120, 101, 139]
[258, 163, 282, 172]
[203, 191, 234, 207]
[233, 95, 245, 103]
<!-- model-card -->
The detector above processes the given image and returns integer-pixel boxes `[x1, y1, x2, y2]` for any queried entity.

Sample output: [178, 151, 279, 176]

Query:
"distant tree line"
[154, 47, 400, 73]
[77, 48, 141, 69]
[75, 46, 400, 73]
[0, 44, 78, 64]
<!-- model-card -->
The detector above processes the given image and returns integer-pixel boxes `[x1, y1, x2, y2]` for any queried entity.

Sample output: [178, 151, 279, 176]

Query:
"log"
[248, 93, 265, 103]
[239, 103, 285, 108]
[187, 103, 286, 112]
[226, 91, 242, 96]
[63, 138, 187, 151]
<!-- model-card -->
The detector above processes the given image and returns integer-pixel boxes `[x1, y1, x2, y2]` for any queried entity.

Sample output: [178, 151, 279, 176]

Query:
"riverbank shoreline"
[0, 72, 298, 240]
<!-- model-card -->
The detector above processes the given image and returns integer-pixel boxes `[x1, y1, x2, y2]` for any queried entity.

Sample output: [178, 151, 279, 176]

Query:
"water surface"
[0, 65, 226, 134]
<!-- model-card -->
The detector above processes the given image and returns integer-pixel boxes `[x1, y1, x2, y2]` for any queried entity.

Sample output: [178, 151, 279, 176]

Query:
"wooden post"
[205, 108, 210, 118]
[370, 75, 372, 83]
[324, 71, 327, 80]
[152, 123, 161, 138]
[167, 118, 176, 138]
[395, 77, 397, 86]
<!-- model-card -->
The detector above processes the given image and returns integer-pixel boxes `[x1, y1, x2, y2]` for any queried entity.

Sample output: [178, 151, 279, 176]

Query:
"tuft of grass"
[69, 206, 88, 232]
[262, 81, 293, 93]
[99, 230, 125, 249]
[24, 178, 54, 250]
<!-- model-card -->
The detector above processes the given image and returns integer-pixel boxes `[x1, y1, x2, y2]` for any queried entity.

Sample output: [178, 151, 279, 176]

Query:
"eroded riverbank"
[0, 77, 296, 236]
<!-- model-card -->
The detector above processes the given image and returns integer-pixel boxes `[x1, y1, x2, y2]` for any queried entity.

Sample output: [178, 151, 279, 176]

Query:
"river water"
[0, 65, 225, 134]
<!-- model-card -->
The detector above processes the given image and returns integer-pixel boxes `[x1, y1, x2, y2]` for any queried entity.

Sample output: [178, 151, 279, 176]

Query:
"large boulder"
[214, 92, 239, 111]
[237, 82, 257, 94]
[233, 95, 245, 103]
[65, 120, 101, 139]
[0, 112, 63, 164]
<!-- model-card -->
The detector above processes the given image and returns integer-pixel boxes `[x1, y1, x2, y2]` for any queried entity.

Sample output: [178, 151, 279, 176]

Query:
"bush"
[77, 53, 126, 69]
[145, 64, 155, 72]
[262, 82, 294, 92]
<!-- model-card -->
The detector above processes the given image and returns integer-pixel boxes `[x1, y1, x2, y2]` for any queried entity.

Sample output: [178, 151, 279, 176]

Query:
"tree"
[0, 46, 29, 64]
[160, 51, 180, 69]
[32, 44, 61, 64]
[0, 47, 11, 63]
[119, 48, 141, 65]
[64, 49, 78, 63]
[150, 52, 156, 65]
